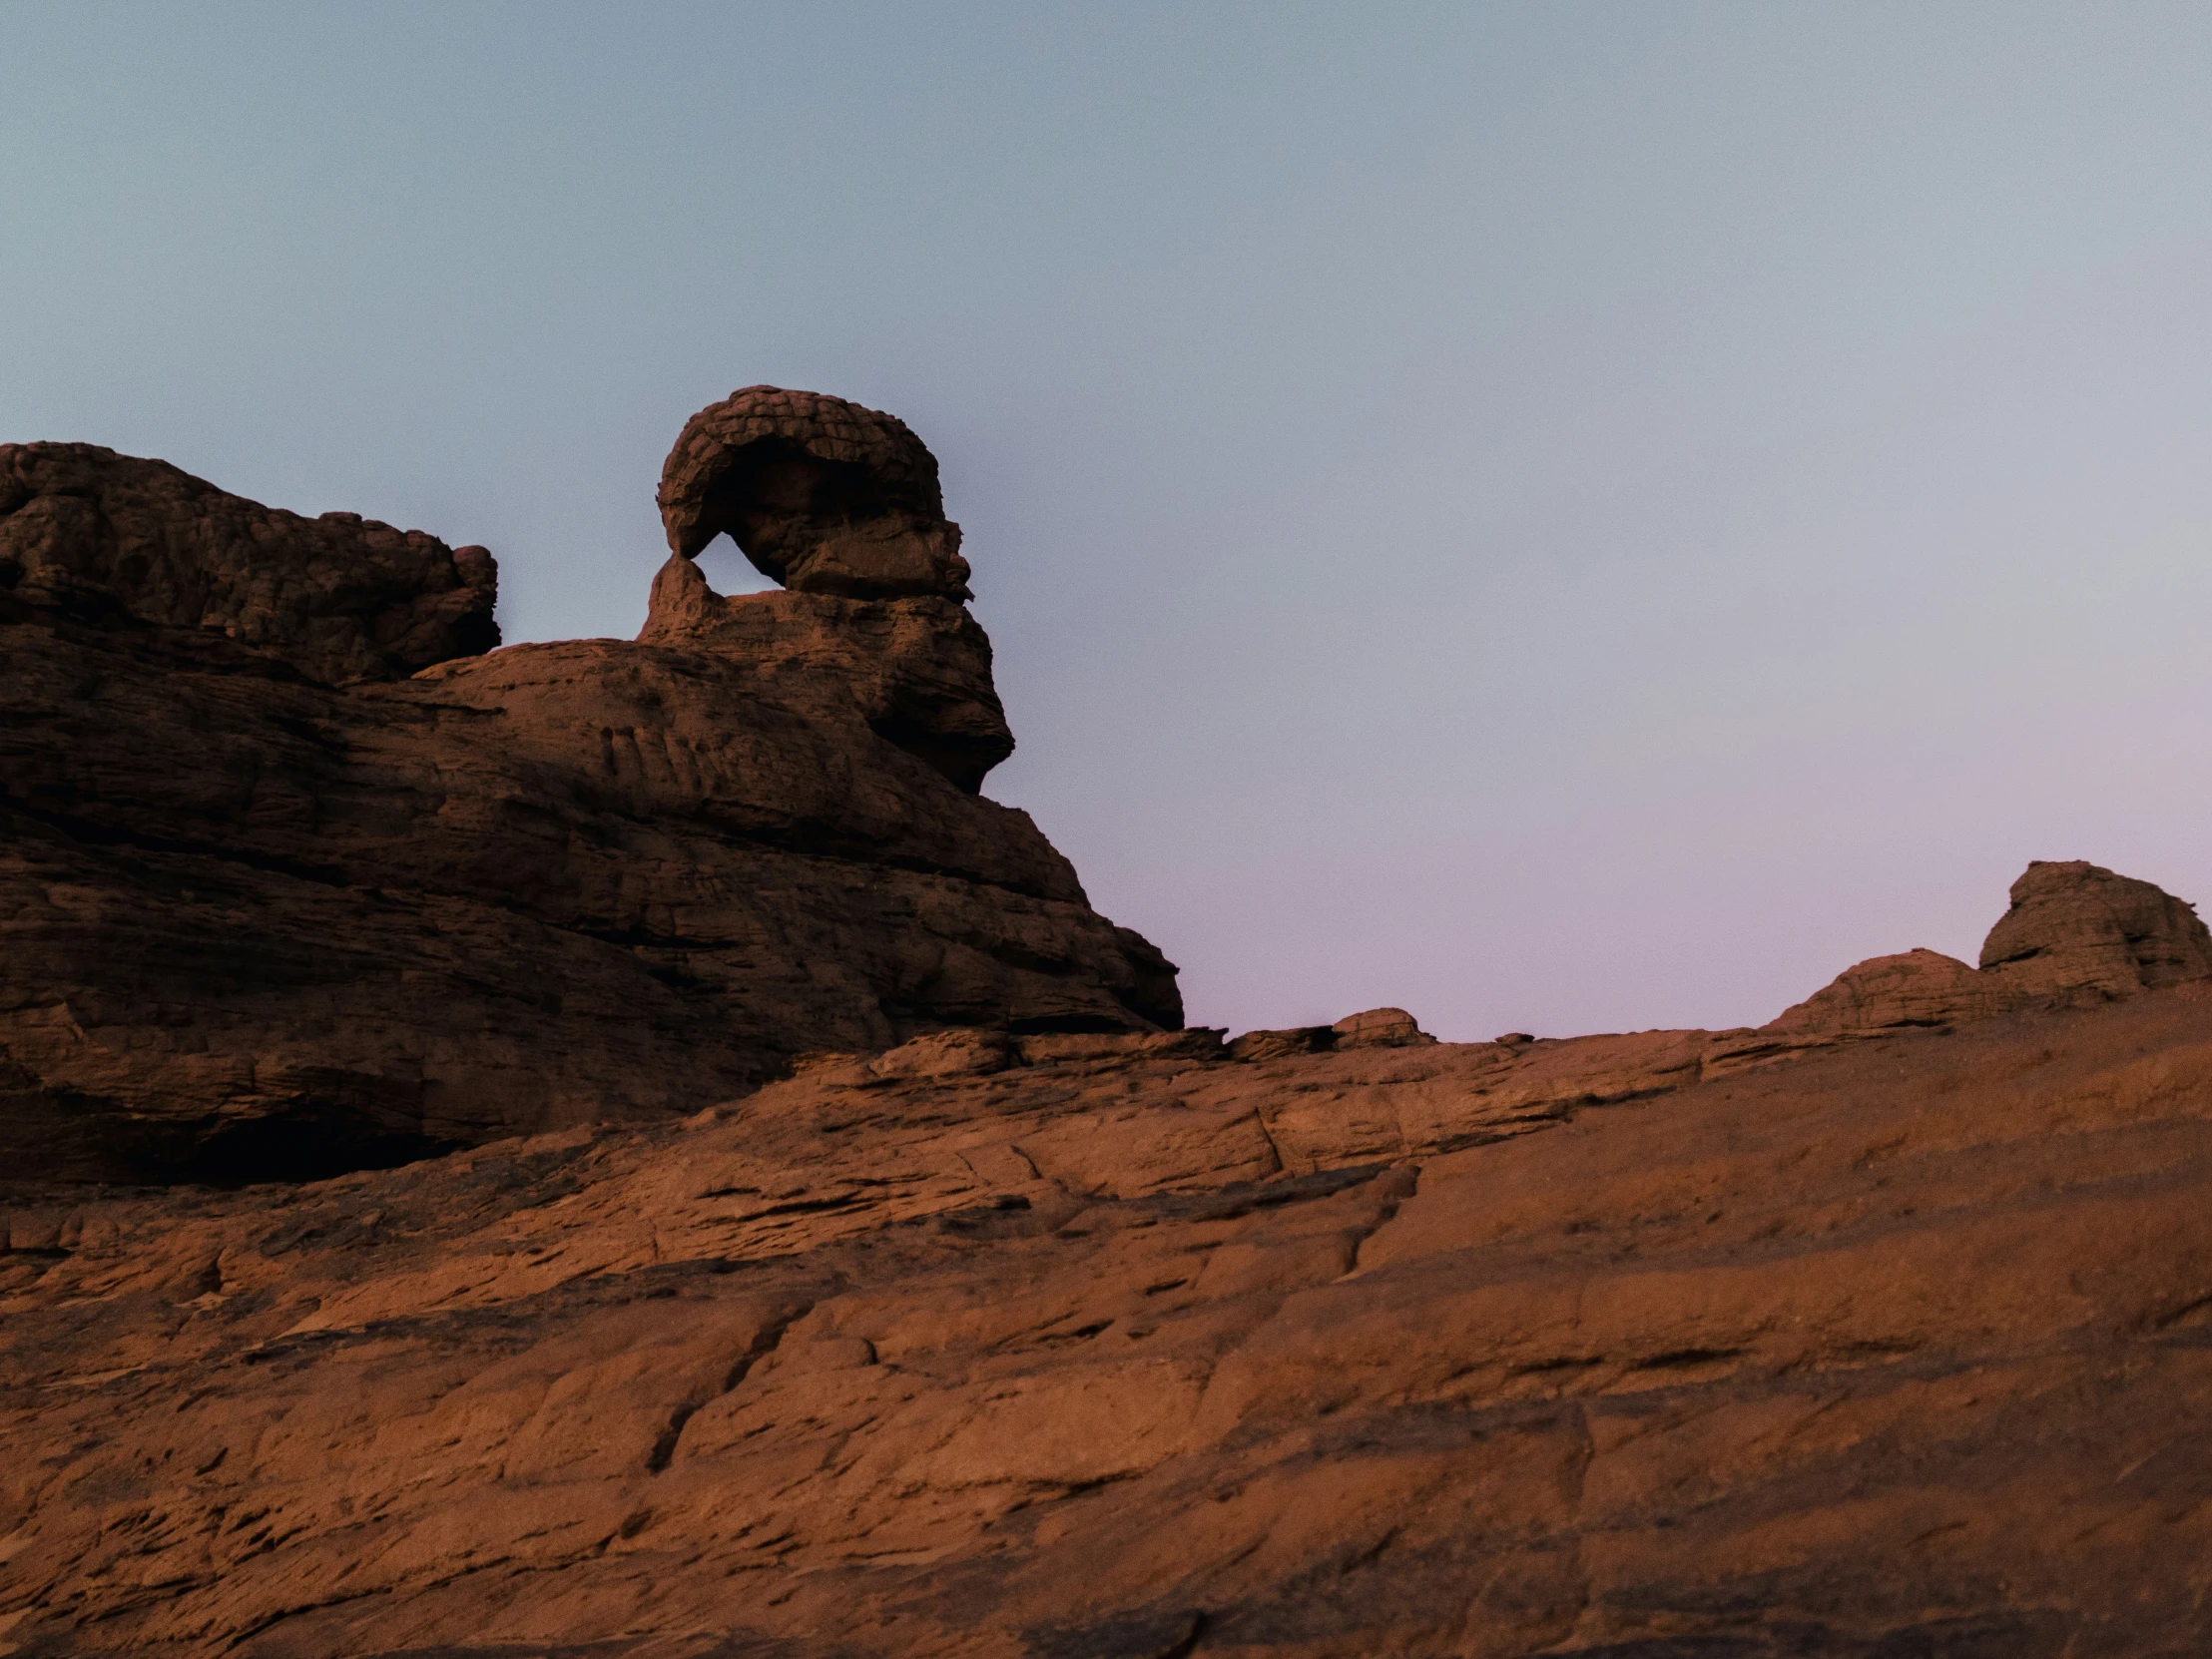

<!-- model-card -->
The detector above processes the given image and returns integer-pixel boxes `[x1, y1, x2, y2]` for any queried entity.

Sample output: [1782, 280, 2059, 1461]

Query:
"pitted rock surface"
[639, 552, 1013, 792]
[658, 385, 973, 599]
[0, 443, 499, 683]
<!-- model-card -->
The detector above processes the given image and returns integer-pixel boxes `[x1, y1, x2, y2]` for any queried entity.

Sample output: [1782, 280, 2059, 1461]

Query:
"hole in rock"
[694, 437, 893, 585]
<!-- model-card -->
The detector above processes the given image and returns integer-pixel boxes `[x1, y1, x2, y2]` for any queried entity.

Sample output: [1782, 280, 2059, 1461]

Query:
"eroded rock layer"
[0, 419, 1178, 1182]
[8, 986, 2212, 1654]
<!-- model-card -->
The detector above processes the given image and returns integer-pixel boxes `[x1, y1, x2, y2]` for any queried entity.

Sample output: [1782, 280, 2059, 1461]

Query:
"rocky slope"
[0, 394, 1178, 1183]
[10, 395, 2212, 1654]
[6, 861, 2212, 1655]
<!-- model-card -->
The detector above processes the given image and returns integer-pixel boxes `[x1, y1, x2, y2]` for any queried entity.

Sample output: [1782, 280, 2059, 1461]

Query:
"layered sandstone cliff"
[0, 393, 1178, 1183]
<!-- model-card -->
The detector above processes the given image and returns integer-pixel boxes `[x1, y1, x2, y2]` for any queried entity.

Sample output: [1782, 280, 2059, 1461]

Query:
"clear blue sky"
[9, 2, 2212, 1039]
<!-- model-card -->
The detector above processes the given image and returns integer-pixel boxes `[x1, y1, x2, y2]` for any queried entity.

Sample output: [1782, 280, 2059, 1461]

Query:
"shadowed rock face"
[0, 407, 1178, 1183]
[1980, 857, 2212, 995]
[9, 982, 2212, 1654]
[639, 550, 1015, 793]
[0, 442, 500, 683]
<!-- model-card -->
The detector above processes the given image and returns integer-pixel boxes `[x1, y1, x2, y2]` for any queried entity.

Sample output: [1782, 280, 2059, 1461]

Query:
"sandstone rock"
[8, 987, 2212, 1653]
[638, 550, 1012, 792]
[1763, 946, 2019, 1037]
[1227, 1025, 1338, 1062]
[1980, 857, 2212, 999]
[657, 385, 972, 599]
[868, 1028, 1014, 1079]
[0, 442, 498, 682]
[1767, 861, 2212, 1040]
[1332, 1005, 1436, 1049]
[1016, 1027, 1229, 1068]
[0, 412, 1179, 1181]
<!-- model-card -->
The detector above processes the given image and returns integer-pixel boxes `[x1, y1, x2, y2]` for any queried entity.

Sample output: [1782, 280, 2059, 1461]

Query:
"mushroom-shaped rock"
[659, 386, 972, 600]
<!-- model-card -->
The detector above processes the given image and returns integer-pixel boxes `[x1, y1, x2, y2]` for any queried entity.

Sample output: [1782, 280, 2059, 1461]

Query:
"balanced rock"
[0, 403, 1179, 1182]
[657, 385, 972, 599]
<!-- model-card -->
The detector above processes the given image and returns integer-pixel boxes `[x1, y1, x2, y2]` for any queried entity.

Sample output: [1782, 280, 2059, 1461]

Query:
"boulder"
[1764, 947, 2018, 1037]
[1331, 1005, 1436, 1049]
[1228, 1026, 1338, 1062]
[657, 385, 973, 600]
[1766, 861, 2212, 1040]
[1980, 857, 2212, 999]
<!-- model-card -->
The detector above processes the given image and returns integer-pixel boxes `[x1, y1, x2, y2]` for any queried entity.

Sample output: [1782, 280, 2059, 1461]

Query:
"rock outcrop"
[0, 405, 1179, 1183]
[657, 385, 972, 600]
[0, 443, 499, 683]
[1980, 856, 2212, 997]
[9, 979, 2212, 1654]
[1765, 858, 2212, 1039]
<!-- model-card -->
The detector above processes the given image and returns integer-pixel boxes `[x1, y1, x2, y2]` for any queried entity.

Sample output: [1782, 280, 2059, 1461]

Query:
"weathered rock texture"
[1980, 857, 2212, 996]
[638, 551, 1013, 793]
[9, 981, 2212, 1655]
[0, 444, 499, 683]
[1764, 858, 2212, 1040]
[0, 417, 1177, 1183]
[658, 386, 972, 601]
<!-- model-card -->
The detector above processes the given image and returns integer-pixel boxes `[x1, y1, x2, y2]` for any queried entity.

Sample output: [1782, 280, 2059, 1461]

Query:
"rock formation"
[1980, 856, 2212, 996]
[0, 442, 499, 681]
[9, 408, 2212, 1653]
[658, 385, 972, 601]
[0, 400, 1179, 1183]
[1764, 857, 2212, 1039]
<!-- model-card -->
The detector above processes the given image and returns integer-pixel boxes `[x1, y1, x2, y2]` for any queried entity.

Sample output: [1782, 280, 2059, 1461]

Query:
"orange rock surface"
[9, 976, 2212, 1654]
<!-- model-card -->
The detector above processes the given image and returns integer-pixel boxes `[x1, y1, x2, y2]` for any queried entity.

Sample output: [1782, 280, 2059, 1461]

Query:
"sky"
[7, 2, 2212, 1041]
